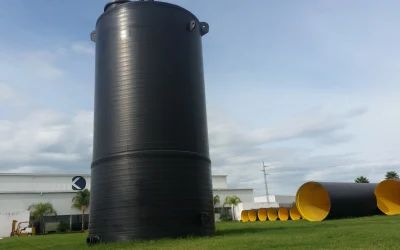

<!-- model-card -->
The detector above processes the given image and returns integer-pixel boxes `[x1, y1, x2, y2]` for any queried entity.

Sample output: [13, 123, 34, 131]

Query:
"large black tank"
[87, 0, 214, 244]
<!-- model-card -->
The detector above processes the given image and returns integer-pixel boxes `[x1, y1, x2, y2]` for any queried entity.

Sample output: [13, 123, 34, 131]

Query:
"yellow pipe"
[267, 207, 278, 221]
[289, 206, 301, 220]
[375, 179, 400, 215]
[248, 210, 257, 222]
[278, 207, 289, 221]
[241, 210, 249, 222]
[257, 208, 268, 221]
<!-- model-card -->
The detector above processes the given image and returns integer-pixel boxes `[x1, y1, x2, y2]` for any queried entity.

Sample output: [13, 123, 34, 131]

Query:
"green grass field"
[1, 215, 399, 250]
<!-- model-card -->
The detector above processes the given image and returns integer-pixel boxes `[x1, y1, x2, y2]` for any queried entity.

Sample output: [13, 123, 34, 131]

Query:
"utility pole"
[261, 161, 270, 203]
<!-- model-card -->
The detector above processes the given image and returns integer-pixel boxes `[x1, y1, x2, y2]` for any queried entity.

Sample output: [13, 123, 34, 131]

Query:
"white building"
[0, 173, 253, 229]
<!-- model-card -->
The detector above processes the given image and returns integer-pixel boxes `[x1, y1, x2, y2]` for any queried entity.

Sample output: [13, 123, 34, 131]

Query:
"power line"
[261, 161, 270, 203]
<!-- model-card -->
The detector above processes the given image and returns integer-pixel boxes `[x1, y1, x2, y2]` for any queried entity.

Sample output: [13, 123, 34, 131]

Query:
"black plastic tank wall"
[296, 182, 382, 221]
[88, 0, 214, 244]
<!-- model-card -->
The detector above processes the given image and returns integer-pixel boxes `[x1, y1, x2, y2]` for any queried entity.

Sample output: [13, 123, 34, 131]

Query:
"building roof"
[274, 195, 296, 204]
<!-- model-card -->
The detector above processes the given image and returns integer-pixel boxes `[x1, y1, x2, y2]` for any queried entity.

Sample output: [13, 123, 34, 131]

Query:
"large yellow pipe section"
[289, 206, 301, 220]
[278, 207, 290, 221]
[241, 210, 249, 222]
[296, 182, 330, 221]
[267, 207, 278, 221]
[248, 210, 257, 222]
[375, 179, 400, 215]
[257, 208, 268, 221]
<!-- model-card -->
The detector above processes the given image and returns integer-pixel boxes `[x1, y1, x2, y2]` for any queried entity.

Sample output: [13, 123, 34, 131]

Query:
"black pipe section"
[88, 0, 214, 244]
[296, 181, 382, 221]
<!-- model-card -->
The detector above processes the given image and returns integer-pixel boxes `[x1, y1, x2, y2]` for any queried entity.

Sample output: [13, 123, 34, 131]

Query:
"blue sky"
[0, 0, 400, 196]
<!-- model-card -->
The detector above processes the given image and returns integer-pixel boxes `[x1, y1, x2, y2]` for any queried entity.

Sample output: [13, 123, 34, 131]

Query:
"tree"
[28, 201, 57, 234]
[385, 171, 399, 180]
[213, 195, 220, 207]
[223, 195, 242, 221]
[354, 176, 370, 183]
[72, 188, 90, 231]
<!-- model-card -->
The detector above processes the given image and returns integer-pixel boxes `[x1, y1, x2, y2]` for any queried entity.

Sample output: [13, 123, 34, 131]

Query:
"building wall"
[275, 195, 296, 205]
[212, 175, 228, 189]
[254, 195, 296, 206]
[0, 193, 82, 215]
[0, 174, 254, 218]
[0, 174, 231, 193]
[213, 189, 254, 206]
[254, 195, 277, 203]
[0, 174, 91, 192]
[0, 189, 255, 216]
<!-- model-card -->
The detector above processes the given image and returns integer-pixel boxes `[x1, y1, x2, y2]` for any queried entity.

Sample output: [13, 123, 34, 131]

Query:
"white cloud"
[0, 83, 17, 101]
[71, 42, 95, 55]
[0, 37, 399, 200]
[0, 50, 65, 84]
[3, 166, 63, 174]
[20, 51, 65, 81]
[0, 108, 93, 170]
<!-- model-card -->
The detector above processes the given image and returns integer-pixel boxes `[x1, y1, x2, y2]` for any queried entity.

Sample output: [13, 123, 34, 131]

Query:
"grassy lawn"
[1, 215, 399, 250]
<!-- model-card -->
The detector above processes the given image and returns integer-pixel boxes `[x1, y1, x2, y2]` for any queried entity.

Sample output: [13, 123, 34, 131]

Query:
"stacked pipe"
[240, 206, 302, 222]
[239, 179, 399, 223]
[295, 179, 400, 222]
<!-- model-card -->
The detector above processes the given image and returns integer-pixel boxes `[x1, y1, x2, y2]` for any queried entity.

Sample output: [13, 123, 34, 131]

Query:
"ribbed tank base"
[88, 151, 215, 243]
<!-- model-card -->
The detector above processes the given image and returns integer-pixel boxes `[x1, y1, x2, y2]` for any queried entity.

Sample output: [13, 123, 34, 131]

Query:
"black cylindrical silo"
[88, 0, 214, 244]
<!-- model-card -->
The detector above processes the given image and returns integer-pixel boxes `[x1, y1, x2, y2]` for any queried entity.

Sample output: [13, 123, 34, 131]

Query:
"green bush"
[57, 221, 70, 233]
[219, 214, 230, 222]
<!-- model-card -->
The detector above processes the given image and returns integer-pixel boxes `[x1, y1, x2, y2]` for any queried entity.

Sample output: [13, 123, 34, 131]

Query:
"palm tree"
[72, 188, 90, 231]
[213, 195, 220, 207]
[385, 171, 399, 180]
[223, 195, 242, 221]
[355, 176, 370, 183]
[28, 201, 57, 234]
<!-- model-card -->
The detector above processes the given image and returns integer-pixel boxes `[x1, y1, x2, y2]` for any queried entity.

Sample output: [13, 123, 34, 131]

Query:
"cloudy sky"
[0, 0, 399, 196]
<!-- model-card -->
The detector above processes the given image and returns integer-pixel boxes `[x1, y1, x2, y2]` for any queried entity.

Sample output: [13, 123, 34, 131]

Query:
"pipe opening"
[267, 208, 278, 221]
[241, 210, 249, 222]
[278, 207, 289, 221]
[86, 236, 92, 246]
[248, 210, 257, 222]
[375, 179, 400, 215]
[296, 181, 330, 221]
[289, 206, 301, 220]
[257, 208, 267, 221]
[93, 235, 101, 244]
